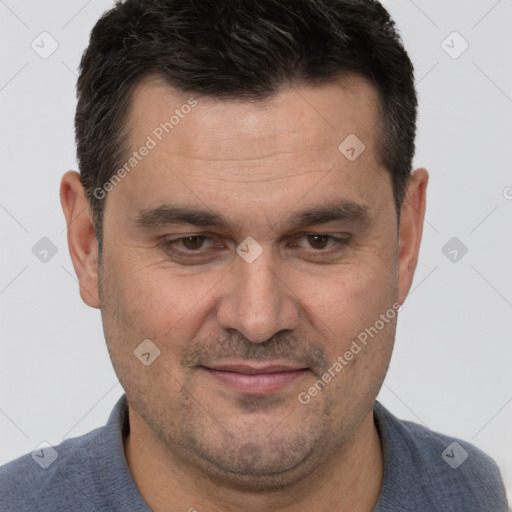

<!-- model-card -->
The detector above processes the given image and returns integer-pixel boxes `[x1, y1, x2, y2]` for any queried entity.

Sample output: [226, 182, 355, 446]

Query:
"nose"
[216, 247, 300, 343]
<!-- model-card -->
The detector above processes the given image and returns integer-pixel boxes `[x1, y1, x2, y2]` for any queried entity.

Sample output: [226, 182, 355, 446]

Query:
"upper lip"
[202, 362, 308, 374]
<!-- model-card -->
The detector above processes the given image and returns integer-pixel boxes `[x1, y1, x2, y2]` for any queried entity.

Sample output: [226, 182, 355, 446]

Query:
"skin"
[60, 75, 428, 512]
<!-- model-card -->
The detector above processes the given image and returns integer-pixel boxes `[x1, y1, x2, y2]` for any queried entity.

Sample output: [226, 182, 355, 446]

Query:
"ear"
[397, 168, 429, 305]
[59, 171, 100, 309]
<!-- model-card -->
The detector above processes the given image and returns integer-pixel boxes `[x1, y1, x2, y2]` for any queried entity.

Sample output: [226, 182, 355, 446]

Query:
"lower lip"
[203, 368, 309, 395]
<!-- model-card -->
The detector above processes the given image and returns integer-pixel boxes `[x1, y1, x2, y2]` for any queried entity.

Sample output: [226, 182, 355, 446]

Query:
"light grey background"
[1, 0, 511, 503]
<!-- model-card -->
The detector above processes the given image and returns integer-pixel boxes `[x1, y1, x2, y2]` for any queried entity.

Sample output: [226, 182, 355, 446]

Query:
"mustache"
[181, 332, 330, 377]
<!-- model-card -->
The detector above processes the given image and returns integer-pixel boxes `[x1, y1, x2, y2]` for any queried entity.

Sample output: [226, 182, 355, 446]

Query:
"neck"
[124, 406, 383, 512]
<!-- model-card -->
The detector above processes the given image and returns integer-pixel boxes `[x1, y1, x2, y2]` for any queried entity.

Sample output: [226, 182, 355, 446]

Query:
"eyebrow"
[134, 200, 370, 231]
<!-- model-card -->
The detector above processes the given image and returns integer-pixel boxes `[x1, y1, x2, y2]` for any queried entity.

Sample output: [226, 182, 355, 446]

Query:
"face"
[63, 76, 426, 490]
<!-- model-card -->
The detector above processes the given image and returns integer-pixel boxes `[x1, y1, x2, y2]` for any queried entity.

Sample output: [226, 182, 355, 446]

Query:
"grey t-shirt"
[0, 395, 508, 511]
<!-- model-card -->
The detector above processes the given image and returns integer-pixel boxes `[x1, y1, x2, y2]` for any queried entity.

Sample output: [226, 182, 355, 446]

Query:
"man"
[0, 0, 508, 510]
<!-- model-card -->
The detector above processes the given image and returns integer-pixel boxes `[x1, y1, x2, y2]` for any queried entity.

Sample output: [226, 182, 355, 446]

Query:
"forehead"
[108, 76, 389, 225]
[127, 75, 381, 163]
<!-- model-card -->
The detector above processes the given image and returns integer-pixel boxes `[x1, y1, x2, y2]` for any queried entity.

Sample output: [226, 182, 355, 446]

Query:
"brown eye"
[159, 234, 226, 265]
[290, 233, 350, 254]
[181, 236, 208, 250]
[306, 234, 330, 249]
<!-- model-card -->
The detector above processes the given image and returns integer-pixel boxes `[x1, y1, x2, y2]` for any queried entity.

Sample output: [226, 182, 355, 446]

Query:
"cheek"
[103, 258, 222, 347]
[99, 260, 224, 398]
[299, 261, 397, 348]
[301, 266, 398, 413]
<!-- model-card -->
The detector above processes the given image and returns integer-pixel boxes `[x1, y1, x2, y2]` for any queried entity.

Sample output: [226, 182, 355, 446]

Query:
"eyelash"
[159, 233, 350, 258]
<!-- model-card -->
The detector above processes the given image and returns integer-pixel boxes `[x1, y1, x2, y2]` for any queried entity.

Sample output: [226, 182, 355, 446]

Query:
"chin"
[175, 419, 332, 492]
[190, 447, 320, 493]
